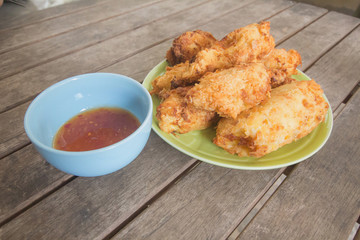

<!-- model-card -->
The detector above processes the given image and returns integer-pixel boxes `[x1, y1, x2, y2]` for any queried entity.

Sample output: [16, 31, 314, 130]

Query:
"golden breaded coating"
[216, 21, 275, 63]
[156, 87, 218, 134]
[166, 30, 217, 66]
[186, 63, 272, 119]
[213, 80, 329, 157]
[262, 48, 302, 88]
[152, 46, 231, 97]
[151, 22, 275, 96]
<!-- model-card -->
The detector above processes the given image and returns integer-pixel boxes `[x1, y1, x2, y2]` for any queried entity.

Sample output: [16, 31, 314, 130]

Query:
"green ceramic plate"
[143, 60, 333, 169]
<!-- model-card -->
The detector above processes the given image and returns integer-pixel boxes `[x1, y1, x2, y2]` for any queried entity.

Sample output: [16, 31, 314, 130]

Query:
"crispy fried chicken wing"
[156, 87, 218, 134]
[186, 63, 272, 119]
[262, 48, 302, 87]
[151, 22, 275, 96]
[213, 80, 329, 157]
[166, 30, 217, 66]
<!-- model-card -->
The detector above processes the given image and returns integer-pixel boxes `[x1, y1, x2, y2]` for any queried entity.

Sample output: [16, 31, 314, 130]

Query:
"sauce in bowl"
[53, 107, 140, 151]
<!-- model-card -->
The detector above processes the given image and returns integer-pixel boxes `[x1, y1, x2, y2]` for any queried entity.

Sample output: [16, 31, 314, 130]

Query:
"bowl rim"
[24, 72, 153, 156]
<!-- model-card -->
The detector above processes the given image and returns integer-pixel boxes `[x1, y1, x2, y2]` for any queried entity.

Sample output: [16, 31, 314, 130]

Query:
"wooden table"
[1, 0, 359, 239]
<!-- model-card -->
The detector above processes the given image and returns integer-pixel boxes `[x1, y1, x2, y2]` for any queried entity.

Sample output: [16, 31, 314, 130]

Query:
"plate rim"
[143, 60, 333, 170]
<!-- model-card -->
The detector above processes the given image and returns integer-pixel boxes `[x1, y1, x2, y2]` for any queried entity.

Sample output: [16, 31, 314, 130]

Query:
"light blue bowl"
[24, 73, 152, 177]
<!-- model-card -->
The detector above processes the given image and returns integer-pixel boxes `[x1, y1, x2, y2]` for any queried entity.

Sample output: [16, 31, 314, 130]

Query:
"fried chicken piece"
[156, 87, 218, 134]
[166, 30, 217, 66]
[151, 22, 275, 96]
[215, 21, 275, 63]
[153, 46, 231, 98]
[186, 63, 272, 119]
[213, 80, 329, 157]
[262, 48, 302, 88]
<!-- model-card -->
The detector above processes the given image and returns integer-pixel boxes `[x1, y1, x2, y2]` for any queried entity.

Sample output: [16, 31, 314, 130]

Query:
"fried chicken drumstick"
[213, 80, 329, 157]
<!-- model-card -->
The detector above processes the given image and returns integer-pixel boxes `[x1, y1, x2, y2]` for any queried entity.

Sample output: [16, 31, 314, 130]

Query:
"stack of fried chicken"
[151, 22, 329, 158]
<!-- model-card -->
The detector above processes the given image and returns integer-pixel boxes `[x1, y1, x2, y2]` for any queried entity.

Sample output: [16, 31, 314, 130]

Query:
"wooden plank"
[265, 2, 328, 43]
[229, 25, 360, 240]
[0, 145, 71, 225]
[0, 1, 343, 223]
[0, 0, 272, 158]
[114, 164, 279, 239]
[109, 2, 341, 239]
[0, 0, 160, 54]
[110, 7, 360, 239]
[0, 0, 255, 113]
[0, 1, 356, 235]
[0, 132, 195, 239]
[0, 0, 294, 237]
[0, 0, 107, 30]
[355, 226, 360, 240]
[304, 25, 360, 110]
[102, 2, 328, 82]
[277, 11, 360, 71]
[0, 0, 255, 233]
[0, 0, 257, 155]
[0, 102, 29, 159]
[239, 89, 360, 240]
[196, 0, 293, 39]
[0, 0, 209, 81]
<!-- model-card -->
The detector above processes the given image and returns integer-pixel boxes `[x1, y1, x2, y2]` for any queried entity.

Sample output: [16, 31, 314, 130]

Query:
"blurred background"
[0, 0, 359, 22]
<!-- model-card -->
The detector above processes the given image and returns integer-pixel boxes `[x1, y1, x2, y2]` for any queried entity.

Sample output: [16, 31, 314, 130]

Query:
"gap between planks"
[349, 222, 360, 240]
[302, 23, 360, 73]
[0, 1, 295, 231]
[90, 0, 259, 73]
[1, 3, 358, 234]
[272, 7, 329, 45]
[0, 135, 31, 160]
[0, 175, 77, 227]
[0, 0, 211, 81]
[354, 216, 360, 240]
[225, 85, 360, 239]
[0, 159, 199, 229]
[225, 168, 287, 240]
[0, 0, 168, 55]
[88, 12, 360, 240]
[0, 0, 257, 115]
[0, 0, 114, 33]
[95, 159, 199, 240]
[332, 81, 359, 119]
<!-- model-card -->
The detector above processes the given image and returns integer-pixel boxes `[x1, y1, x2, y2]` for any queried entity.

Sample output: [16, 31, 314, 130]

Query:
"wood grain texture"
[231, 24, 360, 240]
[115, 164, 279, 240]
[0, 0, 298, 237]
[304, 25, 360, 110]
[0, 133, 194, 239]
[277, 11, 360, 70]
[0, 0, 350, 224]
[199, 0, 295, 39]
[238, 89, 360, 240]
[266, 2, 328, 43]
[0, 102, 29, 159]
[0, 0, 159, 54]
[1, 1, 359, 239]
[0, 0, 107, 30]
[0, 145, 71, 224]
[355, 227, 360, 240]
[0, 0, 208, 81]
[0, 1, 259, 221]
[104, 0, 319, 81]
[0, 0, 254, 113]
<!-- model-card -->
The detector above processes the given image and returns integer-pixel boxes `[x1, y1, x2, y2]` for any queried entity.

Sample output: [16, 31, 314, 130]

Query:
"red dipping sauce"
[53, 107, 140, 151]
